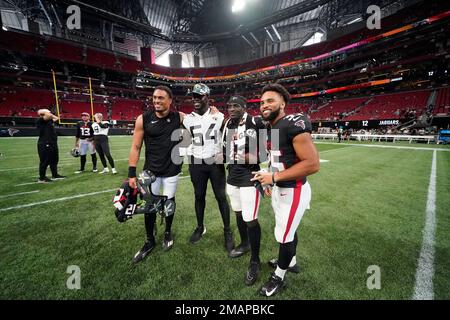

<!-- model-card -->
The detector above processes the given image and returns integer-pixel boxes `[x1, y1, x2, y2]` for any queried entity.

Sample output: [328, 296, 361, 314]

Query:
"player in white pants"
[251, 84, 319, 297]
[74, 112, 97, 173]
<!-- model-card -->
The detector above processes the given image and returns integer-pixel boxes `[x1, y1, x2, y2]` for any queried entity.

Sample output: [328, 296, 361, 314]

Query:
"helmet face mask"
[112, 170, 171, 222]
[70, 148, 80, 157]
[113, 181, 138, 222]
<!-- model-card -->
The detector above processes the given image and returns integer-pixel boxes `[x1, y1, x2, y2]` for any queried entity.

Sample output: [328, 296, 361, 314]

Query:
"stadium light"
[232, 0, 246, 13]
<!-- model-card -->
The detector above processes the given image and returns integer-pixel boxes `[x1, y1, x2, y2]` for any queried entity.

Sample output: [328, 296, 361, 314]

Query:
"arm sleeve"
[98, 122, 110, 129]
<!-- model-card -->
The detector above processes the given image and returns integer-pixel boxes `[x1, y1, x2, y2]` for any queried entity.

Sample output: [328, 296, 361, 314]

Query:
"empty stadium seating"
[344, 90, 430, 121]
[434, 86, 450, 115]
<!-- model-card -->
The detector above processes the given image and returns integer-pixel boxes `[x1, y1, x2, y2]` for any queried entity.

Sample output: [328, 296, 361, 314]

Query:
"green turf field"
[0, 137, 449, 300]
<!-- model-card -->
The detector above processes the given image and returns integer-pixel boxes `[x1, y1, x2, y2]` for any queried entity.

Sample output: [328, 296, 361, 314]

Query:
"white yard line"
[314, 142, 450, 152]
[14, 182, 41, 186]
[0, 189, 117, 212]
[0, 158, 130, 172]
[412, 150, 437, 300]
[0, 190, 39, 199]
[3, 175, 191, 212]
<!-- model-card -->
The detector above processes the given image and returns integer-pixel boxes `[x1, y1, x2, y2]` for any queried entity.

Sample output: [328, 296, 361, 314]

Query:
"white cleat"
[99, 168, 110, 174]
[111, 168, 117, 174]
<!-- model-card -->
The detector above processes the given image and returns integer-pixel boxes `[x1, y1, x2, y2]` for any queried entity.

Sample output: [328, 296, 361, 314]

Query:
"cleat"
[229, 243, 250, 258]
[74, 170, 84, 174]
[37, 177, 52, 183]
[268, 258, 300, 274]
[111, 168, 118, 174]
[224, 229, 235, 253]
[92, 168, 98, 173]
[99, 168, 110, 174]
[245, 261, 261, 286]
[51, 175, 66, 181]
[132, 241, 155, 264]
[260, 273, 286, 297]
[162, 231, 174, 251]
[189, 226, 206, 244]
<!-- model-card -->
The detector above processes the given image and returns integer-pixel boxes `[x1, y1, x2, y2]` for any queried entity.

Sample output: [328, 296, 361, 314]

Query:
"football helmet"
[136, 170, 169, 217]
[70, 148, 80, 157]
[113, 181, 138, 222]
[113, 170, 171, 223]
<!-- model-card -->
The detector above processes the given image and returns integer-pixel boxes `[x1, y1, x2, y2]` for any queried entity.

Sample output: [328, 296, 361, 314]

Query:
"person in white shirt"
[92, 113, 117, 174]
[183, 83, 234, 254]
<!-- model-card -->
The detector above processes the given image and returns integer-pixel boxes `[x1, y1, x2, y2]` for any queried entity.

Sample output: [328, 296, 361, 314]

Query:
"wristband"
[272, 172, 276, 184]
[128, 166, 137, 178]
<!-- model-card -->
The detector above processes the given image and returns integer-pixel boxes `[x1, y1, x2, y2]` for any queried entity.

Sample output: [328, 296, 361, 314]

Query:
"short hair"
[261, 83, 290, 104]
[154, 85, 173, 99]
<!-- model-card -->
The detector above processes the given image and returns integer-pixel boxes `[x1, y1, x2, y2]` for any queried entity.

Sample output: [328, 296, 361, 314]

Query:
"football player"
[223, 95, 267, 286]
[92, 113, 117, 174]
[128, 85, 185, 263]
[183, 83, 234, 254]
[74, 112, 97, 173]
[251, 83, 319, 297]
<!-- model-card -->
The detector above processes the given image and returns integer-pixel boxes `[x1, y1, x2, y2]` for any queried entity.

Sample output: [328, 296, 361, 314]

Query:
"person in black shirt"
[223, 95, 266, 286]
[251, 84, 319, 297]
[128, 85, 184, 263]
[36, 109, 66, 183]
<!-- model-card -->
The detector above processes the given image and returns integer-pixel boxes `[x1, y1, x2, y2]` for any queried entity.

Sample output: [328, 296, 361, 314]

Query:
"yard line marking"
[0, 190, 39, 199]
[14, 182, 40, 186]
[0, 189, 117, 212]
[412, 150, 437, 300]
[314, 142, 450, 152]
[4, 175, 192, 212]
[0, 158, 130, 172]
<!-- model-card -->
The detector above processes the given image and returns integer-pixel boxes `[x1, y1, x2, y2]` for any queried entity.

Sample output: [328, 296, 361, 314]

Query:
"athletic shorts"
[271, 181, 311, 243]
[150, 174, 180, 199]
[79, 139, 95, 156]
[226, 184, 261, 222]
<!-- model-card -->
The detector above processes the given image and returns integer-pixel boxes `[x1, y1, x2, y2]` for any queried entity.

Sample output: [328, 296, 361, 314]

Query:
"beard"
[262, 107, 280, 121]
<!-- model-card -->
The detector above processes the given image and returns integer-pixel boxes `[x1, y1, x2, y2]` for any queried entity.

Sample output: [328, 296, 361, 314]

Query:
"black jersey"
[224, 113, 266, 187]
[143, 110, 182, 177]
[267, 113, 312, 188]
[37, 118, 57, 144]
[76, 121, 93, 140]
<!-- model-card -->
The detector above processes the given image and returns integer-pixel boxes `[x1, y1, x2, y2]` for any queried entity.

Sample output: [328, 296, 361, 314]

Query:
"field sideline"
[0, 136, 449, 299]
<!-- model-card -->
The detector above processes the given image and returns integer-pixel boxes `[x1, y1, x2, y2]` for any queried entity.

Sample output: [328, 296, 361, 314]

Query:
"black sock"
[278, 241, 296, 270]
[80, 155, 86, 170]
[235, 212, 248, 246]
[144, 212, 156, 243]
[247, 220, 261, 263]
[165, 213, 174, 233]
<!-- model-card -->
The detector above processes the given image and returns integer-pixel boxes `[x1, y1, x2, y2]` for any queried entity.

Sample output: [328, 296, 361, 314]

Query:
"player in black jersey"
[128, 85, 184, 263]
[251, 83, 320, 297]
[183, 83, 235, 255]
[74, 112, 97, 173]
[223, 95, 267, 285]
